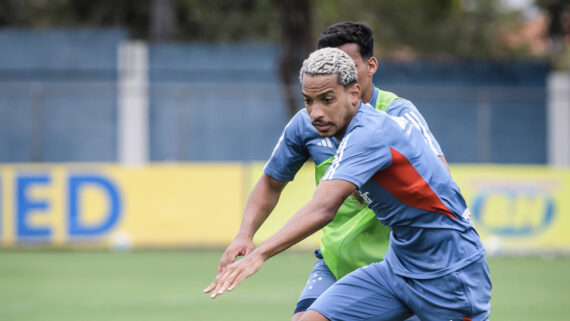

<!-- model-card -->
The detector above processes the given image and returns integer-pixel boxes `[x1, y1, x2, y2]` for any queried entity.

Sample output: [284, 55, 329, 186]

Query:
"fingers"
[227, 271, 248, 292]
[243, 246, 254, 256]
[218, 245, 243, 274]
[203, 279, 217, 294]
[204, 254, 263, 300]
[217, 250, 237, 275]
[205, 264, 244, 299]
[212, 268, 241, 299]
[217, 240, 255, 275]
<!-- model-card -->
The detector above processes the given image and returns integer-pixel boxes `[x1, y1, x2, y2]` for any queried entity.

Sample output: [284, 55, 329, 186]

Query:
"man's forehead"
[302, 73, 339, 92]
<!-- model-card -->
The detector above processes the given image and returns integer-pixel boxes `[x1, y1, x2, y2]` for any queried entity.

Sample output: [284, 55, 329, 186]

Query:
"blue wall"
[148, 45, 549, 163]
[149, 43, 289, 161]
[0, 29, 551, 164]
[375, 61, 549, 164]
[0, 29, 126, 162]
[380, 85, 547, 164]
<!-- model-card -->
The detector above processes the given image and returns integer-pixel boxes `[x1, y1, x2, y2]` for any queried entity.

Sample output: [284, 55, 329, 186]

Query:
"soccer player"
[205, 47, 491, 320]
[213, 22, 444, 321]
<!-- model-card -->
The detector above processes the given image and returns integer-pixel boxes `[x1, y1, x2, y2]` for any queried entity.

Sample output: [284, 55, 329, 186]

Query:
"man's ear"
[367, 57, 378, 77]
[350, 83, 361, 105]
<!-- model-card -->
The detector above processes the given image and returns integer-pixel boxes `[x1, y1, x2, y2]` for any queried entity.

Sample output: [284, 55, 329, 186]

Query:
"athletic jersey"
[264, 87, 443, 181]
[322, 103, 485, 279]
[264, 87, 444, 279]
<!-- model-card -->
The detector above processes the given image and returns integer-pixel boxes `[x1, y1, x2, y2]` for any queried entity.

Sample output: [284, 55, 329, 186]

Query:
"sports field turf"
[0, 250, 568, 321]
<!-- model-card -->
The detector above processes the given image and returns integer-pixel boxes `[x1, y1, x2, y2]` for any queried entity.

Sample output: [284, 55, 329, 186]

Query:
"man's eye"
[324, 97, 334, 103]
[304, 99, 312, 105]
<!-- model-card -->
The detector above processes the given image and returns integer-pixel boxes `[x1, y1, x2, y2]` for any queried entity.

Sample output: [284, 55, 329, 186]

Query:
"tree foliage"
[535, 0, 570, 68]
[312, 0, 535, 60]
[0, 0, 548, 59]
[0, 0, 279, 41]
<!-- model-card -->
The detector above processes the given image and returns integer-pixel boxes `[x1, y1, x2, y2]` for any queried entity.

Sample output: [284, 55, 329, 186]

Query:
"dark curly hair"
[317, 21, 374, 59]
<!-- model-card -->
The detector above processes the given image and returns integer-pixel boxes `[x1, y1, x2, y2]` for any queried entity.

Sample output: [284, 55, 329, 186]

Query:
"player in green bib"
[213, 22, 448, 321]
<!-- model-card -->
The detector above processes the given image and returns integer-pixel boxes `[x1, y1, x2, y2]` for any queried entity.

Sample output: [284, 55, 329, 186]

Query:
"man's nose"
[309, 103, 324, 120]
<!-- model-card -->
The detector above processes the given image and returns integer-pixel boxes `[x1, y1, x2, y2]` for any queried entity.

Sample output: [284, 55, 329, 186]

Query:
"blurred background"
[0, 0, 569, 320]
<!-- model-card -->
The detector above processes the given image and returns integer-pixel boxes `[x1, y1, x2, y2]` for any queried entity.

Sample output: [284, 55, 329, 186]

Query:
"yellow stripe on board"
[0, 163, 569, 253]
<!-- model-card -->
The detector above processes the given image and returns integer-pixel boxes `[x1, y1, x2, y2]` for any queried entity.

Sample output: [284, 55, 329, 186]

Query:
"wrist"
[235, 231, 254, 241]
[251, 245, 272, 262]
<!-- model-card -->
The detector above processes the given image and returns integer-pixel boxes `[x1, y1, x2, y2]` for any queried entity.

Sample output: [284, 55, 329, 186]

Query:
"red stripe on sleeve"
[371, 147, 456, 220]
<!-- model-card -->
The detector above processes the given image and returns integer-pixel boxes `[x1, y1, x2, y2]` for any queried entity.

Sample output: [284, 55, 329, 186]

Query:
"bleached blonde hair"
[299, 47, 357, 87]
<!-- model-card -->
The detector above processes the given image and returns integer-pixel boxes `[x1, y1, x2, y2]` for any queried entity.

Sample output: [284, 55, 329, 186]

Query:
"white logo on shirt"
[462, 208, 472, 222]
[316, 138, 334, 148]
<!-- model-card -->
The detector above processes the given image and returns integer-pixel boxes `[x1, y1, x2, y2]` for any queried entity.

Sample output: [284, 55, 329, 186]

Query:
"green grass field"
[0, 250, 568, 321]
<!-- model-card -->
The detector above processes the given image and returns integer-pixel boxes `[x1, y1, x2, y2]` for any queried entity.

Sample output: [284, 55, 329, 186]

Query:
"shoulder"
[283, 109, 314, 137]
[347, 105, 393, 144]
[375, 89, 399, 111]
[289, 108, 311, 128]
[374, 87, 417, 116]
[354, 103, 385, 127]
[385, 97, 420, 117]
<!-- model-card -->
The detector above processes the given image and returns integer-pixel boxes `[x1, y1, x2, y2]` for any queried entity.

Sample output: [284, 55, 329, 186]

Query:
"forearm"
[205, 179, 355, 299]
[251, 179, 355, 261]
[253, 201, 334, 261]
[235, 174, 286, 239]
[236, 194, 279, 239]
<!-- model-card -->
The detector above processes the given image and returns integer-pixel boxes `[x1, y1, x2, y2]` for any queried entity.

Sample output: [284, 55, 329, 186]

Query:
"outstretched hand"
[204, 251, 264, 299]
[217, 237, 256, 275]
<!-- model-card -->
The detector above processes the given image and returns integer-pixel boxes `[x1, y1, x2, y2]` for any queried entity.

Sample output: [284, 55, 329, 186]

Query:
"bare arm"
[205, 179, 356, 298]
[216, 173, 287, 274]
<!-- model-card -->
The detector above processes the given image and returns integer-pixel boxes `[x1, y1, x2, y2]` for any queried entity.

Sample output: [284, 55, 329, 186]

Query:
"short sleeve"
[389, 100, 444, 157]
[263, 112, 310, 181]
[322, 127, 392, 188]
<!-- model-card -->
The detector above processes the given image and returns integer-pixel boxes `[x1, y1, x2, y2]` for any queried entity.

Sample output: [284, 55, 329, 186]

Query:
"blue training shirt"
[322, 103, 485, 279]
[264, 87, 443, 181]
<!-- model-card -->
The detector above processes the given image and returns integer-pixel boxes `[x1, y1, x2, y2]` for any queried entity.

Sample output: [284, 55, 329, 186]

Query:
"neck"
[361, 84, 374, 104]
[334, 103, 360, 141]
